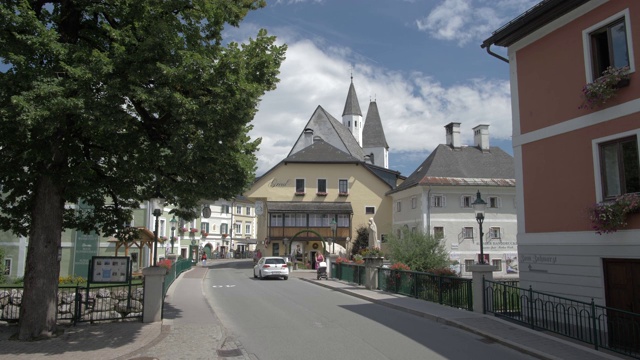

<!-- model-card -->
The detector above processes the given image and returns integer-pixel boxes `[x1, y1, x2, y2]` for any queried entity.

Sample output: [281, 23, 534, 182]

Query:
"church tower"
[362, 100, 389, 169]
[342, 78, 363, 147]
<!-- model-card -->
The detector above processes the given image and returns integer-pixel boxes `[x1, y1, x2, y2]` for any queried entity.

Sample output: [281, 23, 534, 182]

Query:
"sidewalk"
[0, 263, 626, 360]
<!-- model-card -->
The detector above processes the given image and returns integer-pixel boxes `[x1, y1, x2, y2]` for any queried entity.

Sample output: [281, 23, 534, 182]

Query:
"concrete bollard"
[468, 264, 496, 313]
[364, 257, 384, 290]
[142, 266, 168, 323]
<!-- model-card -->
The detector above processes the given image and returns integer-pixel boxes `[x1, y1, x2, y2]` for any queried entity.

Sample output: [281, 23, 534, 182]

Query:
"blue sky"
[231, 0, 539, 176]
[1, 0, 539, 177]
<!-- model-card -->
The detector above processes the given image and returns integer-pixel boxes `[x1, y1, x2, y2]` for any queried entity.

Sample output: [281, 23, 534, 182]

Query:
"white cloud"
[249, 38, 512, 175]
[416, 0, 538, 46]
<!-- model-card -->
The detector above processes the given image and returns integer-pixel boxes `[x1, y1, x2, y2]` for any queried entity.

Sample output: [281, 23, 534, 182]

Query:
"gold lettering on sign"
[269, 178, 290, 188]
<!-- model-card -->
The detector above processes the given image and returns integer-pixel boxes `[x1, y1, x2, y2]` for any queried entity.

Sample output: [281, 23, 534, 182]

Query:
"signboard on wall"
[89, 256, 131, 283]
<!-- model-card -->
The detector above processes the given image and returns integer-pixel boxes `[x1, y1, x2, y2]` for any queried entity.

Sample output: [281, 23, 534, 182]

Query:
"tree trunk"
[18, 175, 64, 340]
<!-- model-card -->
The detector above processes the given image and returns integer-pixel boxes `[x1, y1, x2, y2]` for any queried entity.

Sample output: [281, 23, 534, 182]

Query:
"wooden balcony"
[268, 226, 350, 241]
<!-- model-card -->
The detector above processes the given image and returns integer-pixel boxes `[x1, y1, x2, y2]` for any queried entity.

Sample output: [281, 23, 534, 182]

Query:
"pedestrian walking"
[201, 252, 207, 265]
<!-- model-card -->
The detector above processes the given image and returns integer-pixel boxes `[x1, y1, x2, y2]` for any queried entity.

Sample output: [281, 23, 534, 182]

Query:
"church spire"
[341, 77, 363, 147]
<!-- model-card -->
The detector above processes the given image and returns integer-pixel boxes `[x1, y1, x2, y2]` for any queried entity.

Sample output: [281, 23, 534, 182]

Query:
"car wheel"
[259, 271, 263, 279]
[253, 272, 257, 279]
[283, 276, 288, 280]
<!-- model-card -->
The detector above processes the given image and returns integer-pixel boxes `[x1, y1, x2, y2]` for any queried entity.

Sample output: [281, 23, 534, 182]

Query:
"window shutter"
[442, 196, 446, 208]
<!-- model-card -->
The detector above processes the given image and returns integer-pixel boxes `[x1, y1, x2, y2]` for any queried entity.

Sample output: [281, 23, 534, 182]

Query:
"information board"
[89, 256, 131, 283]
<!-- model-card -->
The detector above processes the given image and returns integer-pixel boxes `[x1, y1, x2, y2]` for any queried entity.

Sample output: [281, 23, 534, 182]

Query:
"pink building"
[482, 0, 639, 314]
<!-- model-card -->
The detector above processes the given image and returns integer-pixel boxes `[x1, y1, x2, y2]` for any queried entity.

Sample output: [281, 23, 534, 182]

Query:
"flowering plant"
[335, 257, 351, 264]
[189, 228, 198, 233]
[179, 227, 187, 233]
[579, 66, 630, 109]
[201, 230, 209, 237]
[389, 262, 411, 271]
[157, 259, 173, 270]
[590, 193, 640, 234]
[359, 247, 384, 258]
[159, 236, 168, 242]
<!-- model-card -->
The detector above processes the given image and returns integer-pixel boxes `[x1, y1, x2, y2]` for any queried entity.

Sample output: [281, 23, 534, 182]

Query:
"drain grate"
[217, 349, 243, 357]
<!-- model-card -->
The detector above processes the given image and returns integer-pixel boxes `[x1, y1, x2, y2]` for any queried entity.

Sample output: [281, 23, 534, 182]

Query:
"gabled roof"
[288, 105, 364, 160]
[389, 144, 515, 194]
[284, 139, 361, 163]
[362, 101, 389, 149]
[363, 163, 404, 189]
[342, 80, 362, 117]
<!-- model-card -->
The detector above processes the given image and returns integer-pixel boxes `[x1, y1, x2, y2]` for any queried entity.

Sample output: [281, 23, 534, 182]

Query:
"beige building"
[245, 80, 403, 268]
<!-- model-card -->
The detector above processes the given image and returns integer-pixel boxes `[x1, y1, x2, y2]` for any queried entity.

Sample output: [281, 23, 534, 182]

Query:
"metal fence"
[378, 268, 473, 311]
[331, 262, 365, 285]
[484, 279, 640, 359]
[0, 280, 144, 325]
[163, 259, 193, 296]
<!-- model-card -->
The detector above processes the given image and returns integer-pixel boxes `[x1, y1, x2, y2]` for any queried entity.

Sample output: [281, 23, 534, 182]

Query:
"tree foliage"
[0, 0, 286, 340]
[350, 225, 369, 257]
[386, 228, 449, 273]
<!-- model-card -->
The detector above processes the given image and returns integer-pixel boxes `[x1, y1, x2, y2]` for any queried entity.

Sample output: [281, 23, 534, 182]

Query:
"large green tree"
[386, 228, 449, 272]
[0, 0, 286, 340]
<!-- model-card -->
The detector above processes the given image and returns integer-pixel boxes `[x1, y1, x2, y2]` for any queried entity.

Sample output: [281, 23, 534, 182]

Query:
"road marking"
[212, 285, 236, 288]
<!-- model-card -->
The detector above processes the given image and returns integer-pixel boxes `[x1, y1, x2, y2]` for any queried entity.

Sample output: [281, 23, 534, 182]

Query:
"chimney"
[445, 122, 461, 149]
[473, 124, 490, 152]
[303, 128, 313, 147]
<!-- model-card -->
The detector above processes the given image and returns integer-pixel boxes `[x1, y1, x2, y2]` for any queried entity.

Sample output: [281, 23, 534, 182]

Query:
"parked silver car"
[253, 257, 289, 280]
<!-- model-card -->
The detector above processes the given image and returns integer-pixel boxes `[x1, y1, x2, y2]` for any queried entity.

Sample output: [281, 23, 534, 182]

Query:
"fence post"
[142, 266, 168, 323]
[591, 298, 599, 350]
[438, 275, 443, 304]
[528, 286, 535, 329]
[468, 263, 494, 313]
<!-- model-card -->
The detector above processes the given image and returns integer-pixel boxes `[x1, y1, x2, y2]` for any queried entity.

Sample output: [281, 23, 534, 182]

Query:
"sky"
[227, 0, 540, 176]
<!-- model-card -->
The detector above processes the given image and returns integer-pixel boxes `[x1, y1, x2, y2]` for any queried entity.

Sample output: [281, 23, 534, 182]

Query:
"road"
[204, 260, 536, 360]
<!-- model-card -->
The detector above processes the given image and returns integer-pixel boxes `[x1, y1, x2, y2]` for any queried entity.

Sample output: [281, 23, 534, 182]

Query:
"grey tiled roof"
[362, 101, 389, 149]
[288, 106, 364, 160]
[390, 144, 515, 193]
[363, 163, 403, 189]
[284, 139, 361, 163]
[342, 81, 362, 116]
[267, 201, 353, 213]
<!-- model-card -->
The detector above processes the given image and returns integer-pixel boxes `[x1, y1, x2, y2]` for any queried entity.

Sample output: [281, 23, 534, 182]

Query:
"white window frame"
[295, 178, 306, 194]
[3, 258, 11, 276]
[234, 222, 242, 234]
[592, 129, 640, 201]
[270, 214, 283, 227]
[337, 214, 349, 227]
[582, 9, 635, 83]
[492, 259, 502, 272]
[317, 178, 327, 194]
[201, 222, 210, 233]
[488, 196, 501, 208]
[489, 227, 501, 240]
[464, 259, 475, 273]
[246, 206, 251, 216]
[462, 227, 474, 239]
[245, 223, 251, 234]
[433, 226, 444, 239]
[220, 223, 229, 234]
[339, 179, 349, 194]
[431, 195, 445, 208]
[461, 195, 473, 208]
[236, 205, 242, 214]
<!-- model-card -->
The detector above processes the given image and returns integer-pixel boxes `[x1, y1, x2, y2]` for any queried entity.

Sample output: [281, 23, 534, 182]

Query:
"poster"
[90, 256, 130, 283]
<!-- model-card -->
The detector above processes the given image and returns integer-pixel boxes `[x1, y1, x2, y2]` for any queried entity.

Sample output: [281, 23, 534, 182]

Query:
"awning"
[266, 201, 353, 214]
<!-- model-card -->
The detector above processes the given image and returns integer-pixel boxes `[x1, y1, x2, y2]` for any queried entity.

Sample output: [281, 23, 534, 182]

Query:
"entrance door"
[603, 259, 640, 353]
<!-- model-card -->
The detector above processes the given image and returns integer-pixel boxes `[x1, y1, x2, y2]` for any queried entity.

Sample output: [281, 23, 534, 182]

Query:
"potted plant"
[579, 66, 630, 109]
[359, 247, 384, 258]
[590, 193, 640, 234]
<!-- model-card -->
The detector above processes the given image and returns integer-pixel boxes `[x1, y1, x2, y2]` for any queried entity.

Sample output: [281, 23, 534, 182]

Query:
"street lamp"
[170, 216, 177, 254]
[330, 218, 337, 254]
[472, 190, 487, 264]
[150, 193, 165, 266]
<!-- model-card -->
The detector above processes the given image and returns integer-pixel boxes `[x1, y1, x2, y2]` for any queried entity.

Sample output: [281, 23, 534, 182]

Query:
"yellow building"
[245, 80, 403, 267]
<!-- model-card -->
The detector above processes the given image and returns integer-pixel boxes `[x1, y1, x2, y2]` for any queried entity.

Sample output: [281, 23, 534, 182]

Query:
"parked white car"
[253, 257, 289, 280]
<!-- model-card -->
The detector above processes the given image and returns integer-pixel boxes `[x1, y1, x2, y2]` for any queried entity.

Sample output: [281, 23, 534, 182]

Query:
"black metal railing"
[484, 279, 640, 359]
[378, 268, 473, 311]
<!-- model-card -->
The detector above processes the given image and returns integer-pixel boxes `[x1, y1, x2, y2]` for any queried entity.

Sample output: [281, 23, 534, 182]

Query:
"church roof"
[341, 80, 362, 117]
[362, 101, 388, 149]
[288, 106, 365, 160]
[389, 144, 515, 193]
[284, 139, 361, 163]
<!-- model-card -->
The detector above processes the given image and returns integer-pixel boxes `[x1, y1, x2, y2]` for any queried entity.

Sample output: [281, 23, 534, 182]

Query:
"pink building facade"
[483, 0, 639, 313]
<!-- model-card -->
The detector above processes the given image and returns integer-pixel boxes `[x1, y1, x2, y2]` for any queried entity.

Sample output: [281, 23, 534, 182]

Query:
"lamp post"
[150, 194, 165, 266]
[330, 218, 337, 254]
[472, 190, 487, 264]
[170, 216, 177, 254]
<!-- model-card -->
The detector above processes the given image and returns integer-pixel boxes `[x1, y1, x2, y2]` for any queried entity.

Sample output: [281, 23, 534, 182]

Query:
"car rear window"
[265, 258, 285, 265]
